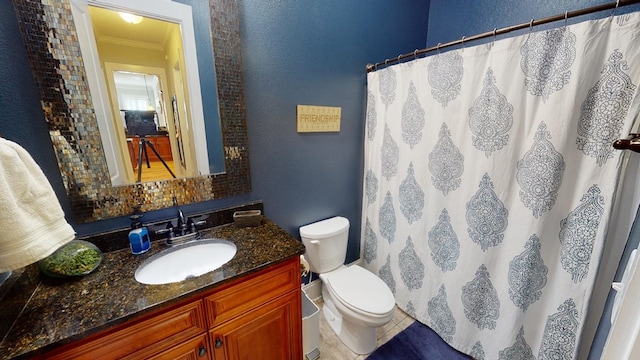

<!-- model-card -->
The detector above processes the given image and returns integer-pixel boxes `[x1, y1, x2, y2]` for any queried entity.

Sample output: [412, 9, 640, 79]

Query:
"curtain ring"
[384, 59, 389, 66]
[527, 19, 534, 39]
[612, 0, 620, 18]
[493, 28, 497, 44]
[564, 11, 569, 27]
[414, 49, 419, 59]
[461, 36, 466, 50]
[437, 42, 441, 54]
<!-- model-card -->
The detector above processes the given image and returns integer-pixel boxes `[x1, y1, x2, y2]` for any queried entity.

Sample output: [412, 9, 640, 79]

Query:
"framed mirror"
[12, 0, 250, 223]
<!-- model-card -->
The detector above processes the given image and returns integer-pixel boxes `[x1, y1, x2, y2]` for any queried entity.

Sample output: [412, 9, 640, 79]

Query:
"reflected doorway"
[106, 65, 187, 182]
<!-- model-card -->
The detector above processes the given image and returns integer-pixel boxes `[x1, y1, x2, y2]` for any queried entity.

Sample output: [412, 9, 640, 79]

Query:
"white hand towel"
[0, 138, 75, 272]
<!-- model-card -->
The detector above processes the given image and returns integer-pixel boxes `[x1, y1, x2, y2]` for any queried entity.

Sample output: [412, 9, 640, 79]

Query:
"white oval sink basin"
[135, 239, 236, 285]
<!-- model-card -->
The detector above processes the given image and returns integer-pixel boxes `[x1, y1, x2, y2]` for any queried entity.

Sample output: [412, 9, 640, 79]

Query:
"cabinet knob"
[198, 346, 207, 357]
[215, 338, 223, 349]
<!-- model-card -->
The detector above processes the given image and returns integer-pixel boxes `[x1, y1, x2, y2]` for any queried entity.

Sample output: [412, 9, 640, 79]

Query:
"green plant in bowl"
[38, 240, 103, 277]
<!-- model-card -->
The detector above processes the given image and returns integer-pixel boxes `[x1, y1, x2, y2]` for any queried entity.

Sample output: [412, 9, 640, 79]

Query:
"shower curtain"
[362, 12, 640, 360]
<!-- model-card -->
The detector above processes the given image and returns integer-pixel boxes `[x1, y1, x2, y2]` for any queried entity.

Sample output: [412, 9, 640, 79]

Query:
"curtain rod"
[366, 0, 640, 73]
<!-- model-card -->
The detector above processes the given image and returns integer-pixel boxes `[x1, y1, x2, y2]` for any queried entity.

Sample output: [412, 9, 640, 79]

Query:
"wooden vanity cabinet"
[36, 258, 301, 360]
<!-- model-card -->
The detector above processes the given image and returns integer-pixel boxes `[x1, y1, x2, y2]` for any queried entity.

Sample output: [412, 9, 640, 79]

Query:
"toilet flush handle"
[310, 240, 320, 245]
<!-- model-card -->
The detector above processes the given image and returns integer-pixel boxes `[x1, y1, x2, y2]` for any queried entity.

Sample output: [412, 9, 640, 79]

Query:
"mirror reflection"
[113, 70, 182, 183]
[79, 3, 220, 185]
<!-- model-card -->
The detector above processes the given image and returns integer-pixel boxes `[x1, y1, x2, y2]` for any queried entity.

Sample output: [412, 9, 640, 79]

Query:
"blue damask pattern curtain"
[362, 13, 640, 360]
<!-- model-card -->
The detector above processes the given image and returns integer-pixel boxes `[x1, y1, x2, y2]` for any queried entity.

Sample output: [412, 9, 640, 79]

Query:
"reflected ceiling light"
[118, 12, 143, 25]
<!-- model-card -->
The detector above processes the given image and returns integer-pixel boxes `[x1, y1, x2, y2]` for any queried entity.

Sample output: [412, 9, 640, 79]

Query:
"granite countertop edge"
[0, 218, 305, 359]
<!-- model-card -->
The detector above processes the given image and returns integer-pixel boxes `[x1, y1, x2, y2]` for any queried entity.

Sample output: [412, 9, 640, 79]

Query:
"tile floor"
[312, 298, 415, 360]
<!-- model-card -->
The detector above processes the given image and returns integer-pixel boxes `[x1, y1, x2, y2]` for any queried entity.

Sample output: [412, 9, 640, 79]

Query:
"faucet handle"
[187, 218, 206, 233]
[155, 221, 175, 244]
[155, 228, 172, 236]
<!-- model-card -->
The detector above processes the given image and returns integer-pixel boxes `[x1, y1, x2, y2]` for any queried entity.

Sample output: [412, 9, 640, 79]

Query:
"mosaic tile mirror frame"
[12, 0, 251, 223]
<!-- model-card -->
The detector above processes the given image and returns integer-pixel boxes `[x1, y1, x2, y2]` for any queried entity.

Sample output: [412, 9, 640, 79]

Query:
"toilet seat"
[322, 266, 395, 316]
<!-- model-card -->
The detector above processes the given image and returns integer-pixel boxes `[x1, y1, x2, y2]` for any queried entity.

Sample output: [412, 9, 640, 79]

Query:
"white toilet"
[300, 216, 395, 355]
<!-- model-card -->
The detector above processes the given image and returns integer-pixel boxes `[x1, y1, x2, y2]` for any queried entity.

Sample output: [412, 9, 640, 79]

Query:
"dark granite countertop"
[0, 218, 305, 359]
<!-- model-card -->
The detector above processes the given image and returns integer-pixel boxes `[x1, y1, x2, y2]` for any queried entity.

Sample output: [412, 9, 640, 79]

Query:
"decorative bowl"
[38, 240, 103, 278]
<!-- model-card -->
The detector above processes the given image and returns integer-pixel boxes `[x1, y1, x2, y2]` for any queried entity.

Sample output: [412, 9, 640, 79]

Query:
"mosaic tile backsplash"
[12, 0, 251, 223]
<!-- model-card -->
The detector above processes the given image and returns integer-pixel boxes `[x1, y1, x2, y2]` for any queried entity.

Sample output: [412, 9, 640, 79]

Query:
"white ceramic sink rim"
[134, 239, 236, 285]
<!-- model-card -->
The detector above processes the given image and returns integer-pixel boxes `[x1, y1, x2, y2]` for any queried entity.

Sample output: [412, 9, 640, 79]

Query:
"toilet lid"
[299, 216, 349, 239]
[324, 266, 395, 315]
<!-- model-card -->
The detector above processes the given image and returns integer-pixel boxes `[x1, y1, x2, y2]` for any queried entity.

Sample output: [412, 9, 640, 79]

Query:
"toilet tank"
[300, 216, 350, 274]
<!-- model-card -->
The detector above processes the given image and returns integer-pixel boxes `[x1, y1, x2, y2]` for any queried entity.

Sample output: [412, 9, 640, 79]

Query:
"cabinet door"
[210, 291, 302, 360]
[146, 137, 161, 161]
[204, 258, 299, 328]
[155, 136, 173, 160]
[148, 334, 211, 360]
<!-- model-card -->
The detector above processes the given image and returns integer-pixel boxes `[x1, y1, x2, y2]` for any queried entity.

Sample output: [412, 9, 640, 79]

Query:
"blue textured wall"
[239, 0, 430, 263]
[426, 1, 640, 359]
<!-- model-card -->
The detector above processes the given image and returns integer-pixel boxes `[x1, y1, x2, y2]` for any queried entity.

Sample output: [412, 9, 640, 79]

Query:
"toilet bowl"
[320, 265, 395, 354]
[300, 216, 395, 355]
